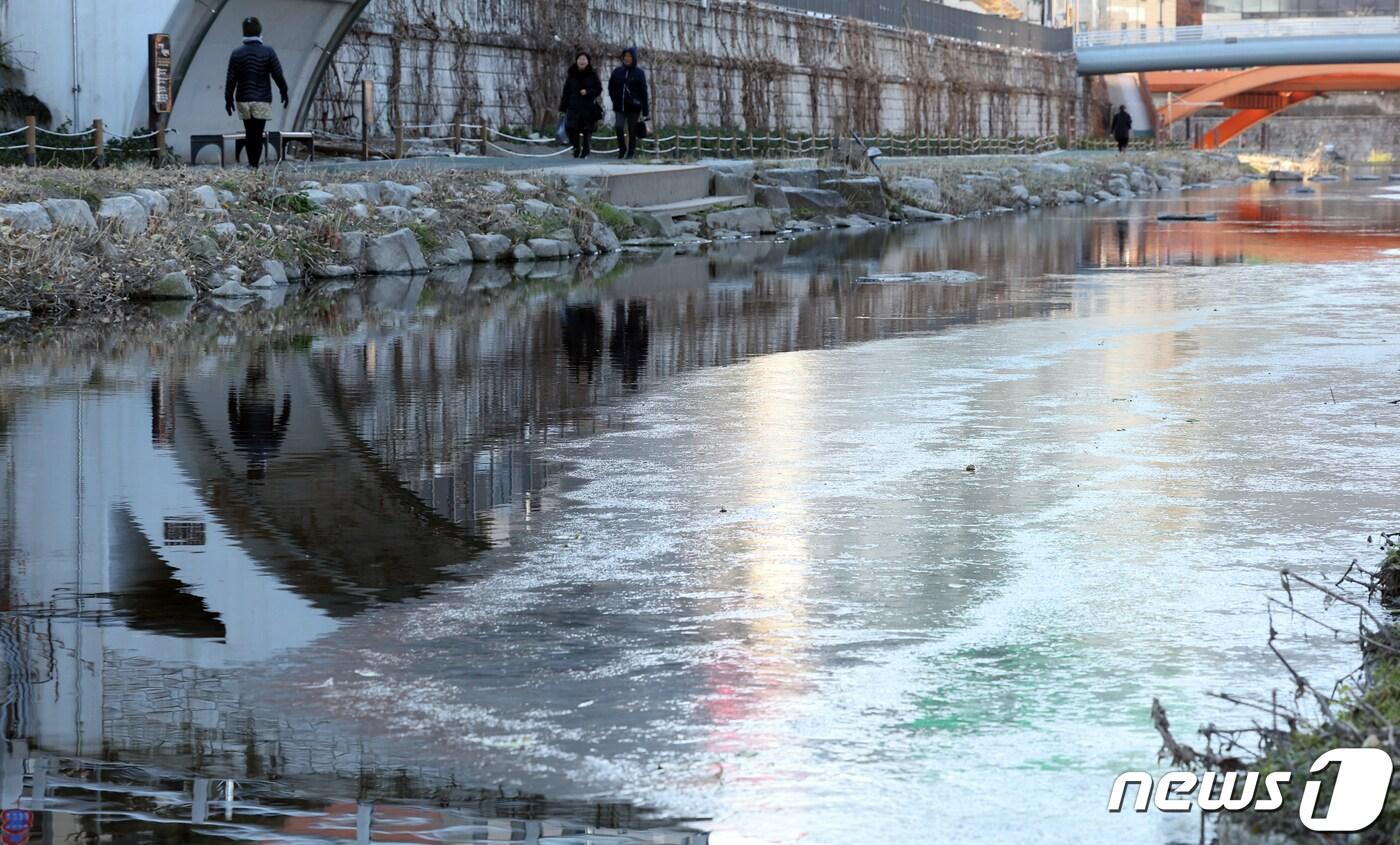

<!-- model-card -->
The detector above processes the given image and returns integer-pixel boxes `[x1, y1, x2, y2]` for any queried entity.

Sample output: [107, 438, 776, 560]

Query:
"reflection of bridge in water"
[1084, 187, 1400, 267]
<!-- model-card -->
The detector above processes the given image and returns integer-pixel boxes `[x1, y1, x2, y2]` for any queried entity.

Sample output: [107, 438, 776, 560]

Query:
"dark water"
[3, 179, 1400, 844]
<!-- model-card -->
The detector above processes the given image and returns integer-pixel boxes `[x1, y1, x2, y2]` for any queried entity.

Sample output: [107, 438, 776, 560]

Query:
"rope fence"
[325, 120, 1070, 163]
[3, 109, 1182, 170]
[1071, 136, 1192, 152]
[0, 117, 174, 168]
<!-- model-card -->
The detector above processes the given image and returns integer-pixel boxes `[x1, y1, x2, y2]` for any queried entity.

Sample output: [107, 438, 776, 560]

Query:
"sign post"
[149, 33, 173, 164]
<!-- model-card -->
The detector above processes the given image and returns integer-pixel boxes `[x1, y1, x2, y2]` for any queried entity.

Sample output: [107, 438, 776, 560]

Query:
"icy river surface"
[3, 180, 1399, 844]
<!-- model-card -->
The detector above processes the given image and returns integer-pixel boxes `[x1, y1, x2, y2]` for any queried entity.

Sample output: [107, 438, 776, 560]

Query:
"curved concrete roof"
[160, 0, 372, 137]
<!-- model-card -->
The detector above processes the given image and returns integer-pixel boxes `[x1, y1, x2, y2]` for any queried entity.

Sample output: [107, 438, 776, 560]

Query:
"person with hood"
[225, 16, 289, 169]
[560, 51, 604, 158]
[1111, 105, 1132, 153]
[608, 47, 650, 160]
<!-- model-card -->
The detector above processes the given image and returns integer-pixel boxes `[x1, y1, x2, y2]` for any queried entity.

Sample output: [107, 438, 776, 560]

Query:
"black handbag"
[634, 117, 648, 140]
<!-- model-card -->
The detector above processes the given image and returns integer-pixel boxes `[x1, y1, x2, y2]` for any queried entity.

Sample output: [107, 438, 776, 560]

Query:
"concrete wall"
[0, 0, 180, 130]
[0, 0, 1088, 138]
[311, 0, 1089, 139]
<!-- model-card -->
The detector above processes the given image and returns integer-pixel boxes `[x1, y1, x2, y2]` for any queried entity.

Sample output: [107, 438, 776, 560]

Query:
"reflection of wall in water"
[310, 237, 1073, 534]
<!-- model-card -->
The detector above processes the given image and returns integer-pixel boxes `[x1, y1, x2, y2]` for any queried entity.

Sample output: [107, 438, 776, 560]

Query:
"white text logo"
[1108, 747, 1393, 832]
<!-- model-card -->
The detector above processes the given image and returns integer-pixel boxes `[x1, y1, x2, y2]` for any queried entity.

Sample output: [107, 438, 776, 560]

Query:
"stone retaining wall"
[310, 0, 1091, 140]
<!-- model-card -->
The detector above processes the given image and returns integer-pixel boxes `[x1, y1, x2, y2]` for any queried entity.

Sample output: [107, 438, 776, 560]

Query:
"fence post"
[24, 116, 36, 167]
[361, 79, 374, 161]
[451, 120, 461, 155]
[155, 124, 167, 167]
[391, 79, 403, 159]
[92, 119, 105, 168]
[480, 118, 490, 156]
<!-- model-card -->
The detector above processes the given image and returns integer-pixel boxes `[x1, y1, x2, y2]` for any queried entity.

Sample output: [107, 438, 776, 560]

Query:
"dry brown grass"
[0, 164, 599, 316]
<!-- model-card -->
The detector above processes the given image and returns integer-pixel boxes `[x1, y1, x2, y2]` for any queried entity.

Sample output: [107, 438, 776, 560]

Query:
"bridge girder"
[1198, 93, 1315, 150]
[1153, 64, 1400, 126]
[1144, 63, 1400, 149]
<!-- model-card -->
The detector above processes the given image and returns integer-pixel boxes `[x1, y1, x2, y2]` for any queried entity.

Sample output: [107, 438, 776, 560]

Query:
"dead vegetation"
[1152, 535, 1400, 844]
[0, 164, 597, 317]
[1239, 144, 1351, 180]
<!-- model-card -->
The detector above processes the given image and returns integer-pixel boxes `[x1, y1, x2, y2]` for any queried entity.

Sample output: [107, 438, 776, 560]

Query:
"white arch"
[154, 0, 372, 139]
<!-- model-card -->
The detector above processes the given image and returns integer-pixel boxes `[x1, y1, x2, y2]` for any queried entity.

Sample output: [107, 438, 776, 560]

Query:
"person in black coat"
[560, 52, 603, 159]
[608, 47, 650, 160]
[225, 17, 289, 169]
[1111, 105, 1133, 153]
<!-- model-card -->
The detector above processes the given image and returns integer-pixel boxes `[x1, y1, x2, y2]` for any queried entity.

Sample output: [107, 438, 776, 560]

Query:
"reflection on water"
[2, 181, 1400, 843]
[0, 750, 702, 844]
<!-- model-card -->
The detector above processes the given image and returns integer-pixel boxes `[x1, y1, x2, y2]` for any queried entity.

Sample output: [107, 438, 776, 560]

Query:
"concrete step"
[629, 194, 748, 219]
[604, 164, 712, 206]
[535, 162, 715, 206]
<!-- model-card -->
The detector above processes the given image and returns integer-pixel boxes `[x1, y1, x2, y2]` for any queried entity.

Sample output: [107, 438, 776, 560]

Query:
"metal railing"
[1074, 15, 1400, 48]
[752, 0, 1074, 52]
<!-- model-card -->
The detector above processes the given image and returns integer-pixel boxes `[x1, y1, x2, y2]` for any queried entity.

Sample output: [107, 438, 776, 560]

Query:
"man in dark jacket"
[225, 17, 289, 169]
[1111, 105, 1132, 153]
[608, 47, 650, 160]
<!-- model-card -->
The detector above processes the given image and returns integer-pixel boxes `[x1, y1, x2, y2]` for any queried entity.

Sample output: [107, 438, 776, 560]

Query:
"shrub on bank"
[1154, 536, 1400, 844]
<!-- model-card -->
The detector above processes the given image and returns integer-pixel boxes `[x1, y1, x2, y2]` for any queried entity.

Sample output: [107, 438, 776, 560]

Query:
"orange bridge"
[1145, 64, 1400, 149]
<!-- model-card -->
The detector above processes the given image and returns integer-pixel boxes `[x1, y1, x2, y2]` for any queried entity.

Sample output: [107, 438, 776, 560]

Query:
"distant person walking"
[560, 52, 604, 159]
[1111, 105, 1132, 153]
[225, 17, 288, 169]
[609, 47, 650, 160]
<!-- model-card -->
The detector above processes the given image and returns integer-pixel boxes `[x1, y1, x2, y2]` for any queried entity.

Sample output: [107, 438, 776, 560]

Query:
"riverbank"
[1238, 542, 1400, 844]
[0, 152, 1256, 320]
[1156, 537, 1400, 845]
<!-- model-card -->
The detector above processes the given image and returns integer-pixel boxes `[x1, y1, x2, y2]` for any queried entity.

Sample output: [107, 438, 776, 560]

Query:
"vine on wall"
[312, 0, 1088, 139]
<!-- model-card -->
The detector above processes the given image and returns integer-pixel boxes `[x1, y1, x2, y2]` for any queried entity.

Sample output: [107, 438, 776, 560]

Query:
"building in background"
[1071, 0, 1180, 30]
[1073, 0, 1398, 30]
[1204, 0, 1398, 20]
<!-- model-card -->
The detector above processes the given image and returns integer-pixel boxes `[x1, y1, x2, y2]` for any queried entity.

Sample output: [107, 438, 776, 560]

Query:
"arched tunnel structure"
[158, 0, 372, 135]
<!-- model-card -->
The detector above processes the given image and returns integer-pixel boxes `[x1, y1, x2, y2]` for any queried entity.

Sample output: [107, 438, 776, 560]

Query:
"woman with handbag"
[559, 52, 604, 159]
[608, 47, 650, 160]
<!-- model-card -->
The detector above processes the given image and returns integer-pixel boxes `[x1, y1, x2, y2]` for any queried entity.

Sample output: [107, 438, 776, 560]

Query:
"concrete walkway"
[292, 156, 720, 206]
[298, 154, 682, 176]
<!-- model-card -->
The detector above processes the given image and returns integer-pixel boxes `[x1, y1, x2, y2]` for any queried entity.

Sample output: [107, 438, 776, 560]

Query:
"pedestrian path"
[303, 156, 727, 207]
